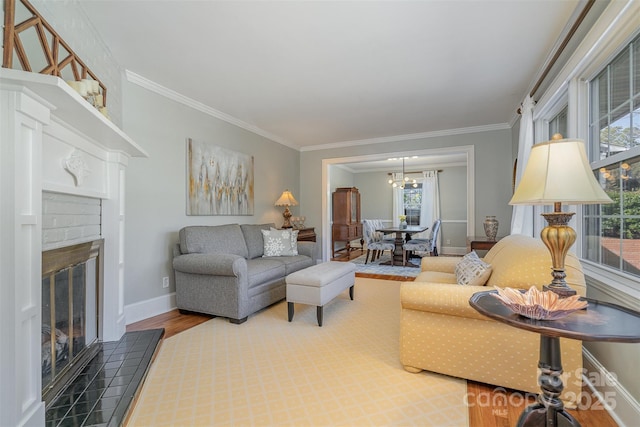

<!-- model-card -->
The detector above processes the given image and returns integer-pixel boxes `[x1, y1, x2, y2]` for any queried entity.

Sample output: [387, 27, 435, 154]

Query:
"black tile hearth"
[45, 329, 163, 427]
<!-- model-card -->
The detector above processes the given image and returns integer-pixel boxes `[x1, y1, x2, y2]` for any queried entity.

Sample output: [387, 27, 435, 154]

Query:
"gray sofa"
[173, 223, 316, 324]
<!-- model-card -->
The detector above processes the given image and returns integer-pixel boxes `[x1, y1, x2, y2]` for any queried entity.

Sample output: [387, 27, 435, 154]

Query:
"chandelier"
[388, 157, 418, 189]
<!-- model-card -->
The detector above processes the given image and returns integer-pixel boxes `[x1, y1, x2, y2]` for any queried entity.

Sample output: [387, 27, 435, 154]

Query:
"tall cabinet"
[331, 187, 363, 258]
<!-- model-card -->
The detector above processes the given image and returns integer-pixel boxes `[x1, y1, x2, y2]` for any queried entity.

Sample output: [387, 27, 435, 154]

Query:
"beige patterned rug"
[350, 253, 423, 278]
[127, 278, 468, 426]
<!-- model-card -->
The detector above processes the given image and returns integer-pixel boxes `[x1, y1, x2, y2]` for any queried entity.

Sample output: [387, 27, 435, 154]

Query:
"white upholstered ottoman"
[286, 261, 356, 326]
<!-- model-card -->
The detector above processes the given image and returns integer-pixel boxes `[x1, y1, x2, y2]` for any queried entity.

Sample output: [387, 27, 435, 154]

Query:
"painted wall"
[355, 171, 393, 222]
[300, 128, 514, 259]
[438, 166, 468, 248]
[121, 81, 301, 305]
[328, 165, 356, 190]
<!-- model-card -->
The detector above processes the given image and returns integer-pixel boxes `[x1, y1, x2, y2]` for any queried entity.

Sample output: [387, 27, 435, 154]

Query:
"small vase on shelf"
[400, 221, 407, 229]
[484, 216, 499, 240]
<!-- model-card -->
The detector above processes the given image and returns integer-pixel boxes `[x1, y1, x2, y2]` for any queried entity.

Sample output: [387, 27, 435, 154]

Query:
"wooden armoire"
[331, 187, 363, 258]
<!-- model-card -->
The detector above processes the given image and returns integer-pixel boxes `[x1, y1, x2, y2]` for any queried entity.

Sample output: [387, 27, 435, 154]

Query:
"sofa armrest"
[173, 253, 247, 277]
[297, 241, 316, 259]
[173, 243, 182, 258]
[400, 282, 492, 321]
[419, 256, 460, 274]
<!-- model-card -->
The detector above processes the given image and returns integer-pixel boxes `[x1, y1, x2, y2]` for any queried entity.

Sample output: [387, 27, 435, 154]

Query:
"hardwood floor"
[466, 381, 618, 427]
[127, 308, 214, 339]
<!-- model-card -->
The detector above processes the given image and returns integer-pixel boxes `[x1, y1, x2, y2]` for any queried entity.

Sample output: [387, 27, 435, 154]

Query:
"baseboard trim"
[124, 292, 176, 325]
[583, 348, 640, 427]
[442, 246, 466, 256]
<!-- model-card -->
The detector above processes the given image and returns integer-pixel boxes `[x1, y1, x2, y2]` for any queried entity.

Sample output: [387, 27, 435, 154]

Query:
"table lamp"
[275, 190, 298, 228]
[509, 134, 612, 297]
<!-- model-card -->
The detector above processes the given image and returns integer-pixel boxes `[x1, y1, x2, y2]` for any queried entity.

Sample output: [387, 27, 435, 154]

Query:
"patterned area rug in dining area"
[350, 252, 425, 278]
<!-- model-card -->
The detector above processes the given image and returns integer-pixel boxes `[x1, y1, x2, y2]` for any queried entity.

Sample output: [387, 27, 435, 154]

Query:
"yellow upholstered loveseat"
[399, 234, 585, 407]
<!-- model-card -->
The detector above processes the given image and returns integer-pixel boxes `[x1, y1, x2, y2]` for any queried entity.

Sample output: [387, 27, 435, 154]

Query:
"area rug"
[127, 278, 468, 426]
[350, 253, 424, 278]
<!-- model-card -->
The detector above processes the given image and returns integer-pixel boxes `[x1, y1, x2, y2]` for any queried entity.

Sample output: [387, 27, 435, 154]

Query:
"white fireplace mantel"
[0, 68, 147, 427]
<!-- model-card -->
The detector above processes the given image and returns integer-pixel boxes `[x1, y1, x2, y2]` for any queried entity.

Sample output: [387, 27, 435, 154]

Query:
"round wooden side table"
[469, 290, 640, 427]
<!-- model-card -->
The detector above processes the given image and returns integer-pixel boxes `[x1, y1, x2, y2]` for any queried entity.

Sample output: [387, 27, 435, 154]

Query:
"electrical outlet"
[162, 277, 169, 288]
[445, 239, 451, 245]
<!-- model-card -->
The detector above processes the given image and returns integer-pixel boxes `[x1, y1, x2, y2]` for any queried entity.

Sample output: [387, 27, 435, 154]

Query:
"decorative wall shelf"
[1, 68, 147, 157]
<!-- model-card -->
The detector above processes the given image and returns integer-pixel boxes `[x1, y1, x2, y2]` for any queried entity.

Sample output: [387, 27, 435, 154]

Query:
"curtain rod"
[517, 0, 595, 114]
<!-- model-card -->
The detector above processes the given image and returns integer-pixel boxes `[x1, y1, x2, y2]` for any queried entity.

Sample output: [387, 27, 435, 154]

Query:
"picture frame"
[186, 138, 254, 215]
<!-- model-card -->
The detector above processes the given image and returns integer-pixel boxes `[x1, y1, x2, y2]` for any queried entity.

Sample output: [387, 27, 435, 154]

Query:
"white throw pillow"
[262, 228, 299, 256]
[455, 251, 492, 286]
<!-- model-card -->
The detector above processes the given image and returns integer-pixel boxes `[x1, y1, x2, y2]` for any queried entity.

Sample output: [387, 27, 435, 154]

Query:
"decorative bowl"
[492, 286, 587, 320]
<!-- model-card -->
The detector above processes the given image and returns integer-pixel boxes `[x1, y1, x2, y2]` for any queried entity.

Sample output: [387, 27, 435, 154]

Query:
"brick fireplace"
[0, 69, 147, 426]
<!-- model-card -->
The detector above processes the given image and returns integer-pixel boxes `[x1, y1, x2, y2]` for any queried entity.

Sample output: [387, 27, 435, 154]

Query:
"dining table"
[376, 225, 428, 266]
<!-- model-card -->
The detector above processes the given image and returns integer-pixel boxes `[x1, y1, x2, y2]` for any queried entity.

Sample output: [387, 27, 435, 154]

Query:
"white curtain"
[419, 171, 441, 252]
[510, 95, 535, 236]
[391, 172, 404, 227]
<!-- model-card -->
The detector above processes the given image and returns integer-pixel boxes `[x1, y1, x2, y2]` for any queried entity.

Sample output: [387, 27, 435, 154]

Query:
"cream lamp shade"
[509, 135, 612, 297]
[509, 137, 612, 206]
[274, 190, 299, 207]
[275, 190, 298, 228]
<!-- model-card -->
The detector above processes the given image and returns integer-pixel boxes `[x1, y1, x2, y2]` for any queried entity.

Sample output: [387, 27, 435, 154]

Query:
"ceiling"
[79, 1, 583, 152]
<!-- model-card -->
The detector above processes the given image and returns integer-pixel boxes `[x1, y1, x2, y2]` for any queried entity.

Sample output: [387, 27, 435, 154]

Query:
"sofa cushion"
[245, 258, 286, 288]
[264, 254, 314, 275]
[415, 271, 458, 284]
[400, 282, 493, 321]
[455, 251, 492, 286]
[262, 228, 299, 256]
[179, 224, 249, 258]
[419, 256, 461, 273]
[240, 223, 275, 259]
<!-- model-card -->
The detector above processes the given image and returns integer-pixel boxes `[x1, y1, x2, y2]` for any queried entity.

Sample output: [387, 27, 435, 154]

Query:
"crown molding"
[126, 70, 511, 153]
[300, 123, 511, 152]
[124, 70, 299, 150]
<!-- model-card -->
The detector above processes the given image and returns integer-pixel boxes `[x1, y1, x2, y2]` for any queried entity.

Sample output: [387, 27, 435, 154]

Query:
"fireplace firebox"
[41, 240, 103, 405]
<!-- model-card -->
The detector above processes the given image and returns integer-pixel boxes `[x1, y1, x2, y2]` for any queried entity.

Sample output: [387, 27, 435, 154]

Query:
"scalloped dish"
[492, 286, 588, 320]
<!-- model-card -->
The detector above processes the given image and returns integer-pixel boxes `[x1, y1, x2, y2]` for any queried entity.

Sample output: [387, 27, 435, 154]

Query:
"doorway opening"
[321, 146, 475, 261]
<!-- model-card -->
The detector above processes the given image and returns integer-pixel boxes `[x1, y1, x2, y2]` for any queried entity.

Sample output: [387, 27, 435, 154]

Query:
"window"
[549, 106, 568, 139]
[403, 184, 422, 226]
[536, 106, 570, 222]
[584, 33, 640, 278]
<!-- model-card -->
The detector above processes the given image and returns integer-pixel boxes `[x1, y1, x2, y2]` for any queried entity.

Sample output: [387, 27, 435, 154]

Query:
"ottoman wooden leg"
[288, 302, 294, 322]
[349, 285, 354, 300]
[317, 306, 323, 327]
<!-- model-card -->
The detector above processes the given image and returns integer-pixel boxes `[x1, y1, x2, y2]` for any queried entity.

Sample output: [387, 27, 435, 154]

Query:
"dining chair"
[371, 219, 395, 243]
[363, 219, 396, 265]
[402, 219, 441, 265]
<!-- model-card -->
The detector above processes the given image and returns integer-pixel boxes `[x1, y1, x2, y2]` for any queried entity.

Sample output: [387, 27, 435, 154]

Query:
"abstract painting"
[186, 138, 254, 215]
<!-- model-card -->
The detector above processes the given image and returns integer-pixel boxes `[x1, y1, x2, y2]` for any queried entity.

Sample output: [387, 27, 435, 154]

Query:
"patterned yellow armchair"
[399, 234, 586, 407]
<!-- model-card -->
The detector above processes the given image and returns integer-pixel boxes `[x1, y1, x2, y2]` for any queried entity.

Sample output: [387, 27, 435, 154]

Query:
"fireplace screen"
[42, 241, 100, 400]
